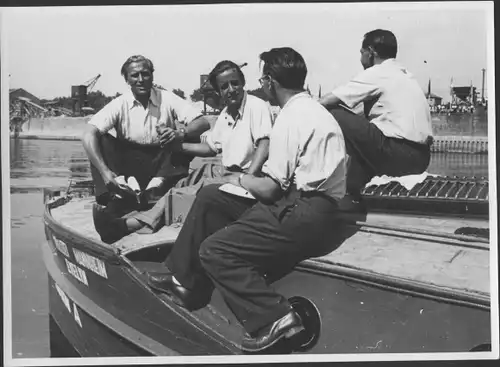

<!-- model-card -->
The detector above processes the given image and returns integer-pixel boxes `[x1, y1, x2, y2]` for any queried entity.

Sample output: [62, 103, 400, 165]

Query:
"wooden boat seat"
[50, 195, 491, 298]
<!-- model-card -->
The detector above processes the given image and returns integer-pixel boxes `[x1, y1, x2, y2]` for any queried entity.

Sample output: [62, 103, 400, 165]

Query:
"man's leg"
[329, 109, 384, 198]
[380, 138, 431, 177]
[199, 190, 340, 343]
[164, 184, 255, 291]
[329, 108, 431, 195]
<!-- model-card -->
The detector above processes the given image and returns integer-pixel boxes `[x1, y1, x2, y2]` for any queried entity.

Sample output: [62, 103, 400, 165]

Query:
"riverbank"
[10, 114, 489, 153]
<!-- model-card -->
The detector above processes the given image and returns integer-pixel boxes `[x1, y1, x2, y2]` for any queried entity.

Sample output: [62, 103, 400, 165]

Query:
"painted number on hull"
[73, 249, 108, 279]
[65, 259, 89, 286]
[55, 283, 82, 328]
[53, 236, 70, 258]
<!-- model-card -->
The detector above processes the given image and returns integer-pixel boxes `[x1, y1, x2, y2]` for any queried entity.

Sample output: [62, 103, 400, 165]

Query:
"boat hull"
[42, 231, 491, 356]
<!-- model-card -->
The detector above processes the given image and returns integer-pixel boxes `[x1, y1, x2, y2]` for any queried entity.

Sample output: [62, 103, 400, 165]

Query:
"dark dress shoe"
[241, 311, 305, 352]
[147, 273, 210, 310]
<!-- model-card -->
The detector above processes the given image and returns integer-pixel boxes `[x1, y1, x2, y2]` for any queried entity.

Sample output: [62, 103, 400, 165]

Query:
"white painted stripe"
[73, 303, 82, 328]
[55, 283, 71, 313]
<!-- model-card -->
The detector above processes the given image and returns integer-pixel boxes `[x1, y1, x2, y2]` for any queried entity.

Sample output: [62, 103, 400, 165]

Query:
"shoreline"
[9, 134, 489, 154]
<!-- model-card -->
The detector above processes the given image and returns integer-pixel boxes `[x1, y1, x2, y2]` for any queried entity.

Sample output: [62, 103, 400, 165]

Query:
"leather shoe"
[147, 273, 210, 310]
[241, 311, 305, 352]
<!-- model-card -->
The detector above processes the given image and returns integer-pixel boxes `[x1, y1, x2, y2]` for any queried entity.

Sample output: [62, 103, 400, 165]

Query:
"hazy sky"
[2, 2, 493, 102]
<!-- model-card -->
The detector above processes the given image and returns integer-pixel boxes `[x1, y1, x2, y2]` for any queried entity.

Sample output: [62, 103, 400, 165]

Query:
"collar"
[222, 91, 247, 124]
[126, 86, 160, 109]
[281, 91, 310, 111]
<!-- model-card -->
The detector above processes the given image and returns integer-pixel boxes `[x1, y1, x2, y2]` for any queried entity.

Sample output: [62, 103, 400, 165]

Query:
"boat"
[41, 174, 492, 357]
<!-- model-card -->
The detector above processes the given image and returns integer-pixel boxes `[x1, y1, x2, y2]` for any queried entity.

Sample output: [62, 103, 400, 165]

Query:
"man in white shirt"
[82, 55, 211, 243]
[129, 60, 273, 233]
[320, 29, 433, 208]
[148, 47, 347, 352]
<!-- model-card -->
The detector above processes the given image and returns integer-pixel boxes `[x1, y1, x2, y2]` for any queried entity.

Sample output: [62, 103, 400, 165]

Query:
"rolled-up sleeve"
[250, 102, 274, 146]
[261, 120, 299, 191]
[88, 97, 122, 134]
[204, 114, 225, 153]
[169, 93, 203, 125]
[332, 69, 380, 109]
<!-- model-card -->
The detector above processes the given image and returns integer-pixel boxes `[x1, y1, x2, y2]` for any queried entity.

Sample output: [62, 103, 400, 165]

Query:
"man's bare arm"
[179, 142, 217, 157]
[184, 115, 211, 142]
[81, 124, 112, 179]
[247, 138, 270, 175]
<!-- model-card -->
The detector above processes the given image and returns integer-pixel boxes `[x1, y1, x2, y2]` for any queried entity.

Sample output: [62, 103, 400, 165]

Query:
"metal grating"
[362, 176, 489, 202]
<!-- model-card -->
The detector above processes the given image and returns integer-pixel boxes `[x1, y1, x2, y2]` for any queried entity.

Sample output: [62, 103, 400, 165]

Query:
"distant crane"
[71, 74, 101, 116]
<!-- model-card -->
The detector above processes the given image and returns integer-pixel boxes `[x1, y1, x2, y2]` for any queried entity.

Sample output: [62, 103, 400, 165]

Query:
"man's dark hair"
[120, 55, 155, 80]
[362, 29, 398, 59]
[208, 60, 246, 92]
[259, 47, 307, 90]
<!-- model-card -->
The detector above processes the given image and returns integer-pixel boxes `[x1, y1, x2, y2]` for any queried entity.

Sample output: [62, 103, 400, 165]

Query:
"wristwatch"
[179, 128, 186, 142]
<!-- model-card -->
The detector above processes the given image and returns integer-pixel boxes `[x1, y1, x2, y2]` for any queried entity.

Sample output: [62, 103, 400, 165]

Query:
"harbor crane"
[71, 74, 101, 116]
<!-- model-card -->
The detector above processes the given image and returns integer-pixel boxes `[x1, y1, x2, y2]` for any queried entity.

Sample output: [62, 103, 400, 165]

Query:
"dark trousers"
[199, 186, 341, 335]
[91, 134, 191, 205]
[90, 134, 191, 243]
[165, 184, 256, 290]
[330, 109, 431, 198]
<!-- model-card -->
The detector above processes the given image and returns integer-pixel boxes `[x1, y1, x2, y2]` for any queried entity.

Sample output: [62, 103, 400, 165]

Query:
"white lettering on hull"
[65, 259, 89, 286]
[53, 237, 70, 258]
[55, 283, 83, 328]
[73, 249, 108, 279]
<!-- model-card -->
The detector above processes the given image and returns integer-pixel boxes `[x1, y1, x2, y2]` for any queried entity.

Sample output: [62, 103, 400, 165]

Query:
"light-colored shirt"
[88, 87, 203, 146]
[205, 93, 273, 171]
[332, 59, 433, 144]
[262, 92, 347, 201]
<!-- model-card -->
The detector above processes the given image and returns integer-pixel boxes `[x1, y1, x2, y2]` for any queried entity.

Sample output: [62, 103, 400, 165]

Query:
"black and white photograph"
[2, 2, 498, 365]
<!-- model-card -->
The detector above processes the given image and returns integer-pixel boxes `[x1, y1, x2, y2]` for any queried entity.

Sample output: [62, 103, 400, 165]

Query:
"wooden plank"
[50, 197, 490, 295]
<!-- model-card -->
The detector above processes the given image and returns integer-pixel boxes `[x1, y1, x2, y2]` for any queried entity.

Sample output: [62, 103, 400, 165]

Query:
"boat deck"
[50, 196, 491, 297]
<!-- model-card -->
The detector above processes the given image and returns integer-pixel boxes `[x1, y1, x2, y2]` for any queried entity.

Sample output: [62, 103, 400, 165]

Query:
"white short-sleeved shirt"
[205, 93, 273, 171]
[332, 59, 433, 144]
[262, 92, 347, 201]
[88, 87, 203, 146]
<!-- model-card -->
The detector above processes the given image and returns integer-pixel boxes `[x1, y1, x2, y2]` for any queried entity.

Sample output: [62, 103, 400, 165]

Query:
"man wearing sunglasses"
[148, 47, 347, 352]
[320, 29, 433, 211]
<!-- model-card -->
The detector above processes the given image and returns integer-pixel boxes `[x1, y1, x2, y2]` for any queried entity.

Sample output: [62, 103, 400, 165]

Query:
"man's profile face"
[360, 47, 373, 70]
[216, 68, 244, 109]
[126, 61, 153, 96]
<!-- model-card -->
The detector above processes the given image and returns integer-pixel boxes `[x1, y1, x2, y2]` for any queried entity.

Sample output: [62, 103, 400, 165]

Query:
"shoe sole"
[240, 325, 305, 353]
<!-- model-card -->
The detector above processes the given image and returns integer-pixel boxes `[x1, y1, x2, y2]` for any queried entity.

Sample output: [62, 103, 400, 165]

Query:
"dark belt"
[287, 185, 339, 206]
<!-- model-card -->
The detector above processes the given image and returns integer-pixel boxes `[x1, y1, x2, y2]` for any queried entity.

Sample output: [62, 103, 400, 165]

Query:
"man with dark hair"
[178, 60, 272, 174]
[82, 55, 211, 243]
[128, 59, 273, 233]
[320, 29, 433, 210]
[148, 47, 347, 352]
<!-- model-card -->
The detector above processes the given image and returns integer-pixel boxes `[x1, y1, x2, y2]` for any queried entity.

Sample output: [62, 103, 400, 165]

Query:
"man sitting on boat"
[319, 29, 433, 211]
[147, 47, 347, 352]
[82, 55, 211, 244]
[127, 59, 274, 233]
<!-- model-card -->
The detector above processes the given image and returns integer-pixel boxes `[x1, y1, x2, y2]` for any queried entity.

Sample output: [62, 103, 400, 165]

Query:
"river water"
[8, 116, 490, 358]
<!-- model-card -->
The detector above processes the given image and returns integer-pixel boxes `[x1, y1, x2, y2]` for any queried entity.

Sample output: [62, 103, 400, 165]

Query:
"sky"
[1, 2, 493, 103]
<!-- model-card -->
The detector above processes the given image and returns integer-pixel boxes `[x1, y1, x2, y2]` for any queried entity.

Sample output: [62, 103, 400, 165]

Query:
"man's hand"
[102, 170, 134, 197]
[157, 126, 185, 148]
[157, 127, 177, 148]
